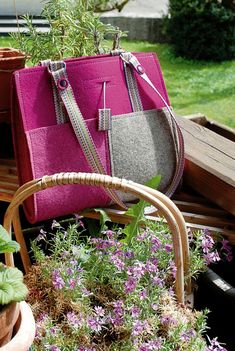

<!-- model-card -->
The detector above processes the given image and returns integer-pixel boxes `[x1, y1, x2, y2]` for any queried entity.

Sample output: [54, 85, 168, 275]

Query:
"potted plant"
[0, 48, 26, 122]
[0, 48, 25, 159]
[0, 224, 35, 350]
[12, 0, 126, 65]
[26, 210, 229, 350]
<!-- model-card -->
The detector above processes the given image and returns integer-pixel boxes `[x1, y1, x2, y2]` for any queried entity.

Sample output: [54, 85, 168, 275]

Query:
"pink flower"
[124, 277, 137, 294]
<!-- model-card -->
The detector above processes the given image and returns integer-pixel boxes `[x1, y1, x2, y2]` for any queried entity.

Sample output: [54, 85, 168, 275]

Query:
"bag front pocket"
[108, 109, 176, 193]
[25, 120, 111, 222]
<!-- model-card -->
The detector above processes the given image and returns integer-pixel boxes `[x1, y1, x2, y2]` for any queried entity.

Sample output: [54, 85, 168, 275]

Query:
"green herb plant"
[12, 0, 127, 65]
[0, 225, 28, 307]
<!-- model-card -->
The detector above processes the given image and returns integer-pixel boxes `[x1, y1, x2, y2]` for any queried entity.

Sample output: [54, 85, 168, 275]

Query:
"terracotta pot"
[0, 48, 26, 123]
[0, 302, 20, 346]
[0, 302, 35, 351]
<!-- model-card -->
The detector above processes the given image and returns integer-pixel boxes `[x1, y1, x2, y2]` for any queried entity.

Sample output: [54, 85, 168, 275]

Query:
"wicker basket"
[4, 172, 190, 305]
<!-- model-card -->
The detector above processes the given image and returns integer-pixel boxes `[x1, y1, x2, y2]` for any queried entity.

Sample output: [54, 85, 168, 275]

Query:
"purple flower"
[81, 287, 93, 296]
[137, 231, 148, 241]
[150, 236, 162, 252]
[161, 315, 176, 326]
[66, 267, 74, 275]
[206, 337, 227, 350]
[105, 229, 115, 239]
[69, 278, 76, 289]
[127, 261, 145, 279]
[113, 300, 124, 316]
[145, 259, 157, 273]
[132, 320, 149, 337]
[152, 276, 164, 287]
[94, 306, 105, 317]
[124, 277, 137, 294]
[139, 288, 147, 300]
[37, 312, 48, 323]
[204, 251, 221, 265]
[46, 346, 61, 351]
[131, 306, 140, 318]
[165, 243, 173, 252]
[87, 316, 102, 332]
[49, 327, 58, 335]
[125, 250, 135, 259]
[151, 303, 158, 311]
[200, 231, 214, 254]
[139, 339, 162, 351]
[111, 315, 124, 326]
[109, 255, 125, 271]
[180, 329, 196, 341]
[52, 269, 65, 290]
[67, 311, 83, 328]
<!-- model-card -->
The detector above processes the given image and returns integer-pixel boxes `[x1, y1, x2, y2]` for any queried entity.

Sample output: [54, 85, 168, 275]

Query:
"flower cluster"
[27, 220, 230, 351]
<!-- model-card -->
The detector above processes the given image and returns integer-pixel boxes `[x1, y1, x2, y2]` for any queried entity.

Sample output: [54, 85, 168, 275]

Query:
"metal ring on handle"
[3, 172, 189, 304]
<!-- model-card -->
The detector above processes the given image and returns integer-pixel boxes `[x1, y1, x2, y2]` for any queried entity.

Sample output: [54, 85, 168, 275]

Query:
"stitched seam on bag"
[108, 129, 115, 178]
[112, 108, 169, 120]
[15, 53, 154, 78]
[25, 131, 38, 222]
[108, 109, 176, 190]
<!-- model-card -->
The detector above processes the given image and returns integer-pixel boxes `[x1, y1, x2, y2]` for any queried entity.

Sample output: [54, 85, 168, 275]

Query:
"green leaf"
[0, 267, 28, 304]
[0, 225, 20, 254]
[72, 245, 91, 263]
[123, 175, 161, 245]
[0, 282, 14, 305]
[94, 208, 111, 231]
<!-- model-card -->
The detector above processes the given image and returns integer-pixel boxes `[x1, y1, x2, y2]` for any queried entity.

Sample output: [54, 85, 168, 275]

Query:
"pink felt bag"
[11, 51, 184, 223]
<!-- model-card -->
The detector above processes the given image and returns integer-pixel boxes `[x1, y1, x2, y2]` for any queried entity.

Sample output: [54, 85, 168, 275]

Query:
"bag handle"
[47, 62, 126, 210]
[120, 53, 185, 198]
[4, 172, 190, 304]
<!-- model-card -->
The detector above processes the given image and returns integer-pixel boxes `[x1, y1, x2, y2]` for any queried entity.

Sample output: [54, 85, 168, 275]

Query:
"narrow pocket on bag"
[24, 119, 111, 222]
[108, 109, 176, 193]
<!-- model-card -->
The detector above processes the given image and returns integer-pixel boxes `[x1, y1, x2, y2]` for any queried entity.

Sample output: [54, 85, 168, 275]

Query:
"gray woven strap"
[120, 52, 185, 197]
[123, 63, 143, 112]
[48, 61, 126, 209]
[40, 60, 67, 124]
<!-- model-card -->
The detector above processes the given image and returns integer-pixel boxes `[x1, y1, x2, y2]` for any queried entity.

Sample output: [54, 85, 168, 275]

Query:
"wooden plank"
[173, 200, 228, 218]
[184, 161, 235, 215]
[0, 180, 18, 191]
[177, 115, 235, 186]
[82, 208, 235, 245]
[176, 115, 235, 214]
[0, 190, 14, 202]
[0, 174, 18, 184]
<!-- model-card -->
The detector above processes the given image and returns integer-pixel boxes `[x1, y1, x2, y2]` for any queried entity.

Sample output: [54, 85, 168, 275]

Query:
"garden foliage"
[166, 0, 235, 61]
[12, 0, 127, 65]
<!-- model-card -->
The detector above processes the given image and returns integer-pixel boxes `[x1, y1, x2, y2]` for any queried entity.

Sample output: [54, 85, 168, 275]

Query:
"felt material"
[25, 120, 111, 223]
[109, 109, 176, 201]
[12, 53, 171, 223]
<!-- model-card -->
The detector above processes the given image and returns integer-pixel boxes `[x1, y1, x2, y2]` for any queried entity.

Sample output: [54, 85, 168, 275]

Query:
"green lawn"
[1, 37, 235, 128]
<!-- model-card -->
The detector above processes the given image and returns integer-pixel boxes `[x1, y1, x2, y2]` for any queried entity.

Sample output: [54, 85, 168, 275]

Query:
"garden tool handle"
[3, 172, 190, 304]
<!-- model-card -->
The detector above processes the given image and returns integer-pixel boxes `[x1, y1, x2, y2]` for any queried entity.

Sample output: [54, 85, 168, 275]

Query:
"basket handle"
[4, 172, 189, 304]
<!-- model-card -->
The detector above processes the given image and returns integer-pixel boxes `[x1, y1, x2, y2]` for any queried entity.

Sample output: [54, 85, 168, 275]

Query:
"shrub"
[166, 0, 235, 61]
